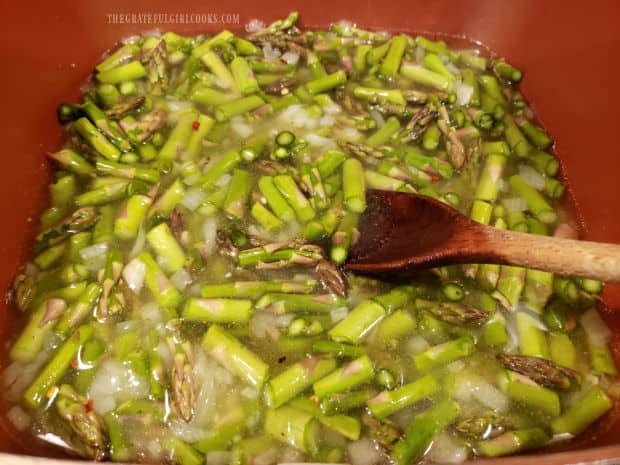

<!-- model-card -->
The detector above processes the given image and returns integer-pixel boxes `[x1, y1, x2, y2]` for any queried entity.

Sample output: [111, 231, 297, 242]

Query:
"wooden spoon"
[345, 190, 620, 282]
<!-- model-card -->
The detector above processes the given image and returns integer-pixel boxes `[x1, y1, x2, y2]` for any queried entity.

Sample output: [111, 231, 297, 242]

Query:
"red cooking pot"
[0, 0, 618, 463]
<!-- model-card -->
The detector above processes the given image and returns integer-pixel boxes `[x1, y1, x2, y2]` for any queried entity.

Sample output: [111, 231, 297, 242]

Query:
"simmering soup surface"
[2, 11, 618, 465]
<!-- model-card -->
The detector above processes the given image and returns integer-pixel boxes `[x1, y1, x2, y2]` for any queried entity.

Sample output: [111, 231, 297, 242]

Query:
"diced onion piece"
[281, 51, 300, 65]
[245, 19, 265, 33]
[129, 225, 146, 258]
[428, 432, 469, 464]
[79, 243, 108, 271]
[518, 164, 546, 190]
[262, 43, 281, 59]
[306, 133, 334, 148]
[231, 117, 254, 138]
[454, 81, 473, 106]
[122, 258, 146, 294]
[202, 216, 218, 256]
[181, 188, 206, 211]
[7, 405, 31, 432]
[170, 268, 192, 291]
[208, 451, 233, 465]
[405, 335, 430, 355]
[215, 173, 232, 188]
[369, 109, 385, 128]
[330, 307, 349, 323]
[502, 196, 528, 212]
[581, 307, 611, 346]
[347, 437, 383, 465]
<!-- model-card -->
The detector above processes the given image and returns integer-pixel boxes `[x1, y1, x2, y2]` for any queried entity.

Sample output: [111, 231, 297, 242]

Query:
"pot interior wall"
[1, 0, 619, 461]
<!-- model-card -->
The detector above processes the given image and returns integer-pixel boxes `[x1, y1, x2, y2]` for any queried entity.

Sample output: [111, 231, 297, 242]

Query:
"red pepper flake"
[70, 359, 79, 369]
[431, 175, 440, 183]
[84, 399, 94, 413]
[192, 120, 200, 131]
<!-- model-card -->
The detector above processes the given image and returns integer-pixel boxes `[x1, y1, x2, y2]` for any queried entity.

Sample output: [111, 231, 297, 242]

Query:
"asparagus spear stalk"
[158, 110, 199, 160]
[48, 149, 95, 177]
[273, 174, 316, 222]
[24, 324, 94, 408]
[320, 389, 374, 415]
[104, 412, 131, 462]
[509, 174, 557, 224]
[548, 331, 577, 369]
[551, 386, 613, 435]
[413, 336, 476, 373]
[529, 150, 560, 177]
[139, 251, 182, 308]
[368, 374, 439, 418]
[201, 279, 316, 299]
[342, 158, 367, 213]
[316, 149, 346, 178]
[74, 117, 121, 161]
[183, 298, 253, 323]
[405, 148, 454, 178]
[380, 35, 408, 78]
[424, 53, 456, 80]
[96, 60, 147, 84]
[56, 283, 102, 336]
[367, 116, 401, 146]
[306, 70, 347, 94]
[313, 355, 374, 397]
[96, 249, 124, 318]
[215, 95, 266, 122]
[256, 293, 346, 314]
[514, 115, 553, 150]
[230, 56, 260, 94]
[300, 165, 329, 211]
[516, 311, 549, 358]
[401, 62, 453, 91]
[203, 325, 269, 387]
[162, 437, 204, 465]
[477, 428, 549, 457]
[495, 265, 526, 310]
[370, 309, 417, 347]
[258, 176, 296, 223]
[223, 169, 253, 219]
[330, 210, 360, 265]
[390, 399, 460, 465]
[500, 370, 561, 417]
[312, 340, 367, 358]
[149, 178, 185, 218]
[237, 241, 323, 268]
[328, 299, 385, 344]
[475, 154, 506, 201]
[82, 100, 132, 152]
[522, 269, 554, 313]
[364, 170, 416, 193]
[353, 87, 405, 105]
[10, 298, 67, 362]
[265, 356, 337, 408]
[264, 406, 320, 454]
[146, 222, 186, 273]
[289, 397, 361, 440]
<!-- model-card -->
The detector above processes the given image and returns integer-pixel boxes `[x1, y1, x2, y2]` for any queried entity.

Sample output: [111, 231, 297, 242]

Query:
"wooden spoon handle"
[483, 227, 620, 282]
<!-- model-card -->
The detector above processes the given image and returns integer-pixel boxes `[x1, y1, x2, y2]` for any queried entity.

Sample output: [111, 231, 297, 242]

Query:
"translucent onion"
[518, 164, 546, 190]
[347, 437, 383, 465]
[581, 308, 611, 346]
[122, 258, 146, 293]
